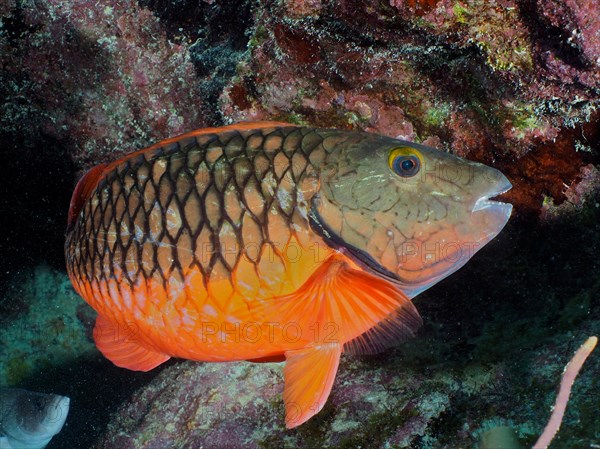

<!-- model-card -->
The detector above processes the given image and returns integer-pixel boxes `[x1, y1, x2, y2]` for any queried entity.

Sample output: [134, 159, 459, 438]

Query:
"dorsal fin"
[101, 121, 296, 174]
[67, 163, 107, 231]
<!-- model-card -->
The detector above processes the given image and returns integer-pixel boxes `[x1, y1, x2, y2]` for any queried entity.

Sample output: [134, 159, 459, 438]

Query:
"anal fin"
[93, 315, 170, 372]
[283, 343, 342, 428]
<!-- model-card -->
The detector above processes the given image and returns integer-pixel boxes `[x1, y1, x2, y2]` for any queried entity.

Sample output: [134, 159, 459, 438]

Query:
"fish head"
[0, 388, 70, 448]
[314, 133, 512, 297]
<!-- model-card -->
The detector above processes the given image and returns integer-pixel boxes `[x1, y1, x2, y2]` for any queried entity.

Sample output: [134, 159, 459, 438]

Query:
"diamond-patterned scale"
[66, 125, 330, 313]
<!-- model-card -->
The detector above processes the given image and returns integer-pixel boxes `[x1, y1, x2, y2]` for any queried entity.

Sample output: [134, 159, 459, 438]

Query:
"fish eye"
[388, 148, 421, 177]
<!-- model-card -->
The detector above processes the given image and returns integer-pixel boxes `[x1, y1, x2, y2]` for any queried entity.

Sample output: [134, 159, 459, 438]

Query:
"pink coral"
[534, 336, 598, 449]
[284, 0, 323, 17]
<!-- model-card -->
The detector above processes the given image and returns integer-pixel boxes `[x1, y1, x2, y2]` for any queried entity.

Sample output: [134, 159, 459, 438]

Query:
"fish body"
[0, 388, 69, 449]
[65, 122, 512, 427]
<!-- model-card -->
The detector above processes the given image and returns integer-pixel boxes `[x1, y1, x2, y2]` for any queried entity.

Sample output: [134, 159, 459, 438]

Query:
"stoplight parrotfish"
[65, 122, 512, 427]
[0, 387, 69, 449]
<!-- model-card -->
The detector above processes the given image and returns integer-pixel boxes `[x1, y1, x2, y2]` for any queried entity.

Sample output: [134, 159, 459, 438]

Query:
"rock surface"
[90, 322, 599, 448]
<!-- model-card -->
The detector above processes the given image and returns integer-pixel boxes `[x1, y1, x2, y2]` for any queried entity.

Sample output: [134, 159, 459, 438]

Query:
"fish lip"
[472, 178, 513, 213]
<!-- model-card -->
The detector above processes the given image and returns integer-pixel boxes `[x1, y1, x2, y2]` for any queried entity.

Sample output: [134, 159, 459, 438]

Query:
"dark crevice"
[0, 133, 76, 295]
[518, 0, 590, 71]
[2, 5, 44, 46]
[417, 191, 600, 361]
[139, 0, 256, 123]
[137, 0, 227, 43]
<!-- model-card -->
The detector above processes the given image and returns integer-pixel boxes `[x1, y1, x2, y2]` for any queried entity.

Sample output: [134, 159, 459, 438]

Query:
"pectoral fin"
[93, 315, 170, 372]
[254, 254, 422, 353]
[283, 343, 342, 428]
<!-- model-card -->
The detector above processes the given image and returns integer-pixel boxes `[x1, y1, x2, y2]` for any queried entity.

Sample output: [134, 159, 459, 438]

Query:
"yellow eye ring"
[388, 147, 422, 177]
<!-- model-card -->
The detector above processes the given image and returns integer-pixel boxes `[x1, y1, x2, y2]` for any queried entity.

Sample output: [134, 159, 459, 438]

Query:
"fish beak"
[470, 171, 513, 240]
[472, 173, 513, 215]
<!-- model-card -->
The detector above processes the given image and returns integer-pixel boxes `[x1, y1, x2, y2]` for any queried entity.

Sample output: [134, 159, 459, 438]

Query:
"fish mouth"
[472, 175, 513, 215]
[470, 173, 513, 241]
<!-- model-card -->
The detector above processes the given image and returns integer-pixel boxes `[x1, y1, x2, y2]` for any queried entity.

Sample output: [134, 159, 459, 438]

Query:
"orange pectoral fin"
[283, 343, 342, 428]
[254, 255, 422, 354]
[93, 315, 170, 372]
[319, 259, 423, 353]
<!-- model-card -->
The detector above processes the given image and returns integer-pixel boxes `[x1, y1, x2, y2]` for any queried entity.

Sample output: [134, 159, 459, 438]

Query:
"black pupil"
[401, 159, 415, 171]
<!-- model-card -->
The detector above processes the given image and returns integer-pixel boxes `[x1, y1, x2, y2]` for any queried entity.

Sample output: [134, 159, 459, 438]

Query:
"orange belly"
[72, 235, 336, 362]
